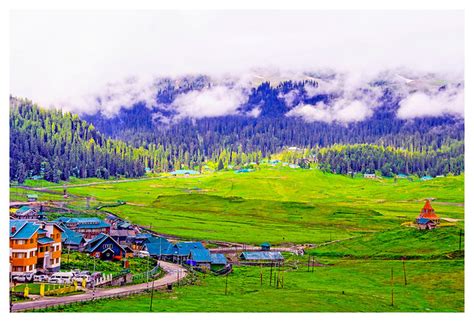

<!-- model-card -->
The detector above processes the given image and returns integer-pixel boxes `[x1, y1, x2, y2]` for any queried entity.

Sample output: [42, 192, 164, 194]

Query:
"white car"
[13, 273, 33, 283]
[73, 274, 92, 283]
[33, 275, 49, 282]
[49, 272, 74, 284]
[136, 250, 150, 258]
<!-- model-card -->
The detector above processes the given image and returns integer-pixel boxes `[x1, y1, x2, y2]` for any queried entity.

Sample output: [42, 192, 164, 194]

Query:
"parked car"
[12, 273, 34, 283]
[49, 272, 74, 284]
[90, 272, 102, 281]
[136, 250, 150, 258]
[33, 274, 50, 282]
[73, 274, 92, 283]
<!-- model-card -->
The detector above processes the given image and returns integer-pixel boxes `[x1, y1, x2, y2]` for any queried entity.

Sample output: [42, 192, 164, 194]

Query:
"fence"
[132, 264, 160, 283]
[44, 284, 77, 296]
[94, 273, 113, 287]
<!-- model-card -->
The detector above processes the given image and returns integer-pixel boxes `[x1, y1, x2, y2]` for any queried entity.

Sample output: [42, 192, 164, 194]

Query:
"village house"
[210, 253, 228, 271]
[143, 237, 172, 258]
[162, 241, 206, 264]
[14, 206, 45, 220]
[187, 249, 212, 270]
[27, 194, 38, 202]
[54, 217, 110, 239]
[364, 173, 376, 179]
[10, 220, 63, 276]
[84, 233, 130, 261]
[57, 223, 86, 250]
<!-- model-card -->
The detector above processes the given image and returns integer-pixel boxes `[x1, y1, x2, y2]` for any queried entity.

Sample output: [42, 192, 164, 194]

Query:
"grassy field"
[12, 168, 464, 312]
[11, 168, 464, 244]
[39, 256, 464, 312]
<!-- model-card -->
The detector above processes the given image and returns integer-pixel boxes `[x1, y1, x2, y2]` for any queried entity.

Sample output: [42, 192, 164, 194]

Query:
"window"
[13, 252, 27, 258]
[16, 240, 25, 245]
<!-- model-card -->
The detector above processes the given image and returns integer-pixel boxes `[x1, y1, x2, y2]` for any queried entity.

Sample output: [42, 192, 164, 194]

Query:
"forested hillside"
[10, 97, 146, 183]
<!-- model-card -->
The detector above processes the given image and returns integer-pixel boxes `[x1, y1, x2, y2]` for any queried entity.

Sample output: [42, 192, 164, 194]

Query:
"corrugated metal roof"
[210, 253, 227, 265]
[38, 237, 55, 244]
[240, 251, 284, 260]
[190, 249, 212, 262]
[10, 220, 40, 239]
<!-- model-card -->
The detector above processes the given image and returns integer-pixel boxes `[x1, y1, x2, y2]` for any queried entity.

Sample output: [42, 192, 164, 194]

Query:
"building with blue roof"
[210, 253, 228, 271]
[162, 241, 206, 264]
[187, 249, 212, 269]
[240, 251, 284, 262]
[57, 223, 86, 250]
[84, 233, 129, 261]
[170, 169, 200, 175]
[10, 220, 63, 275]
[54, 217, 110, 239]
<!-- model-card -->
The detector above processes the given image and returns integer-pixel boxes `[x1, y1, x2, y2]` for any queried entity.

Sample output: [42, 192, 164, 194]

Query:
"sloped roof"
[85, 233, 125, 253]
[10, 220, 40, 239]
[240, 251, 284, 260]
[419, 200, 439, 220]
[210, 253, 227, 265]
[59, 223, 85, 246]
[145, 240, 172, 256]
[417, 218, 434, 225]
[38, 237, 55, 244]
[55, 217, 110, 229]
[190, 249, 212, 262]
[164, 242, 205, 256]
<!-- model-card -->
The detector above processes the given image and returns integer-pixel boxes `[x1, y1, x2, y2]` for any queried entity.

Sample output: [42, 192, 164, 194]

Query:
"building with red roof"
[418, 199, 440, 224]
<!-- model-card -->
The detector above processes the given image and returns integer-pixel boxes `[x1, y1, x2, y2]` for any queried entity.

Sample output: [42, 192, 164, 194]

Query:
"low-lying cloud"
[397, 85, 464, 119]
[167, 85, 247, 120]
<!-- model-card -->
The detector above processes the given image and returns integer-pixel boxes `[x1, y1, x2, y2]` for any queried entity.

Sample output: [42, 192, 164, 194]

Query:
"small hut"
[260, 242, 271, 251]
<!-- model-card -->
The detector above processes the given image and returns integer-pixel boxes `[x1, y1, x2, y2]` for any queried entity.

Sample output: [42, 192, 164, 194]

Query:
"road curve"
[11, 261, 187, 312]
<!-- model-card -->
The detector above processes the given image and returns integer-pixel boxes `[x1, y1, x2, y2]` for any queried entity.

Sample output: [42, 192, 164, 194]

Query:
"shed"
[416, 217, 437, 230]
[239, 251, 284, 261]
[210, 253, 228, 271]
[27, 194, 38, 202]
[260, 242, 271, 251]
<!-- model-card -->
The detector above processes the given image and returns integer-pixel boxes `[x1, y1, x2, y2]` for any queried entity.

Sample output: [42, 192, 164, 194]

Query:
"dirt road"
[11, 261, 187, 312]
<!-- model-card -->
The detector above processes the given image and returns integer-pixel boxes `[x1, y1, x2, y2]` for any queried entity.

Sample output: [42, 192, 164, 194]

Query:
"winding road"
[11, 261, 187, 312]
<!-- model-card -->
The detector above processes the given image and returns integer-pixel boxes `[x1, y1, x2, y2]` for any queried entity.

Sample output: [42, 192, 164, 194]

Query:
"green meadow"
[12, 168, 464, 312]
[39, 256, 464, 312]
[11, 168, 464, 244]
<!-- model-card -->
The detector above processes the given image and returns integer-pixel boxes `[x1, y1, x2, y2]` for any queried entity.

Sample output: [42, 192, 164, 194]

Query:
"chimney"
[11, 226, 16, 234]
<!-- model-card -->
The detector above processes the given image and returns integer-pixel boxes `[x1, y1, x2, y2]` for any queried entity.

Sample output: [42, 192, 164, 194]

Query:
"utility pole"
[459, 229, 463, 251]
[269, 263, 273, 286]
[312, 256, 315, 273]
[225, 273, 228, 295]
[307, 256, 310, 272]
[390, 268, 394, 307]
[260, 264, 263, 286]
[402, 260, 407, 286]
[149, 280, 155, 312]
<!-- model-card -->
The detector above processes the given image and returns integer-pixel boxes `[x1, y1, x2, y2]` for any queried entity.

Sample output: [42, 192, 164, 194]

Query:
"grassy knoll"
[310, 226, 464, 259]
[11, 168, 464, 244]
[40, 257, 464, 312]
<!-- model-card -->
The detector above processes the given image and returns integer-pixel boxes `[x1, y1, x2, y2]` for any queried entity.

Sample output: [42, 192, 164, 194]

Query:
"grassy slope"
[10, 169, 464, 244]
[40, 257, 464, 312]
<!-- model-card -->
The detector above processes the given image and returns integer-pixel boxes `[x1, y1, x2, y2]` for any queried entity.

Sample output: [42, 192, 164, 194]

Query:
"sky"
[10, 10, 464, 119]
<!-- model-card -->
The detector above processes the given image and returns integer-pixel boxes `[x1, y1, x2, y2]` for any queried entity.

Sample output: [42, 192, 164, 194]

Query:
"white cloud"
[278, 90, 300, 107]
[10, 10, 463, 111]
[397, 86, 464, 119]
[168, 86, 247, 120]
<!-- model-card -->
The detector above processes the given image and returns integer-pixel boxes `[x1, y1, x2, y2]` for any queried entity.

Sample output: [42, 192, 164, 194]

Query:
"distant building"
[54, 217, 110, 239]
[14, 206, 44, 220]
[170, 170, 199, 175]
[27, 194, 38, 202]
[421, 176, 434, 181]
[416, 199, 440, 229]
[239, 251, 284, 262]
[210, 253, 228, 271]
[187, 249, 212, 269]
[260, 242, 271, 251]
[162, 242, 206, 264]
[364, 173, 376, 179]
[416, 217, 437, 230]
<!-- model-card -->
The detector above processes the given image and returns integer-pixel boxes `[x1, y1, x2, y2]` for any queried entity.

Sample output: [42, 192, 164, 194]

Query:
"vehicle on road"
[12, 273, 34, 283]
[73, 274, 92, 283]
[136, 250, 150, 258]
[33, 274, 50, 282]
[49, 272, 74, 284]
